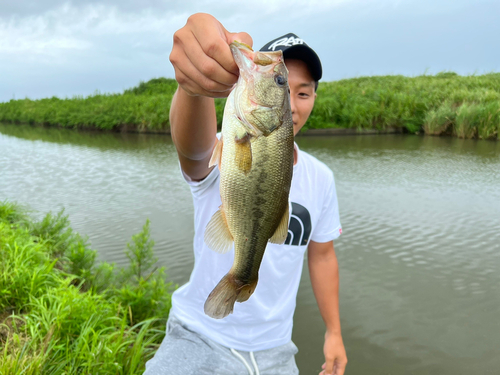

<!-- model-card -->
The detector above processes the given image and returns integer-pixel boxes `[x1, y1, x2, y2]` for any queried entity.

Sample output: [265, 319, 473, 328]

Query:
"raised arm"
[169, 13, 252, 181]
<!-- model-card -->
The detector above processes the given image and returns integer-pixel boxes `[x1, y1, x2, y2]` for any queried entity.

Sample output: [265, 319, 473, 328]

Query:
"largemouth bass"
[203, 41, 294, 319]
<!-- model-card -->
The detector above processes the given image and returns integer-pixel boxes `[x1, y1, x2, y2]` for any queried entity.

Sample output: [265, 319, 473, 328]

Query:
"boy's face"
[285, 59, 317, 135]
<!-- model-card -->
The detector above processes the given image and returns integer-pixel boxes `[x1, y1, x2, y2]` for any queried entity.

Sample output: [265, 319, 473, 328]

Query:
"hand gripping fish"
[203, 42, 294, 319]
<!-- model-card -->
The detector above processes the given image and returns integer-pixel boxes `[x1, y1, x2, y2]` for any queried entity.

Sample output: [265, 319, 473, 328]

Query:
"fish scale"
[203, 41, 294, 319]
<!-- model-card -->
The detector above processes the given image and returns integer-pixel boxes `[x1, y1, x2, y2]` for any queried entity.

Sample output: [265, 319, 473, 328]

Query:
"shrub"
[2, 73, 500, 138]
[423, 101, 456, 135]
[0, 202, 173, 374]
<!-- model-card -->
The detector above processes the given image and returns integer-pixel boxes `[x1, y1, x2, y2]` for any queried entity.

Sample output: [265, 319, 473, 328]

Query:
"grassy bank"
[1, 73, 499, 139]
[0, 201, 174, 374]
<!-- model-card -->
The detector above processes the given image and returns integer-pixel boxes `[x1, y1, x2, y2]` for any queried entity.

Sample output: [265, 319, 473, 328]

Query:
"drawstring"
[230, 348, 260, 375]
[249, 352, 259, 375]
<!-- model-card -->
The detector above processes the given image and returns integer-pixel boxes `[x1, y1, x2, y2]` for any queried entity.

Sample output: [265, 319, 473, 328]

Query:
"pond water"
[1, 123, 499, 374]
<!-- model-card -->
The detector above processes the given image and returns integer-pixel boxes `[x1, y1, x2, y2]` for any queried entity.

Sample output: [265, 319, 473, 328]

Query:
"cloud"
[0, 0, 499, 102]
[0, 3, 186, 57]
[0, 0, 351, 58]
[0, 1, 189, 100]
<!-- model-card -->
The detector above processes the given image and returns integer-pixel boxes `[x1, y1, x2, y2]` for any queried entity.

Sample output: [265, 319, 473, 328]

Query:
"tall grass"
[0, 78, 176, 131]
[0, 200, 173, 374]
[1, 73, 499, 139]
[309, 72, 500, 139]
[423, 101, 456, 135]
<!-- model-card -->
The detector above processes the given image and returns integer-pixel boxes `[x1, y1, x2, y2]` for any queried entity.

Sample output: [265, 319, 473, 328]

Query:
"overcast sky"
[1, 0, 498, 102]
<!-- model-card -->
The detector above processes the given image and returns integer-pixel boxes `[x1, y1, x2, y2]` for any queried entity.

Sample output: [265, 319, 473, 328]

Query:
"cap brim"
[283, 45, 322, 81]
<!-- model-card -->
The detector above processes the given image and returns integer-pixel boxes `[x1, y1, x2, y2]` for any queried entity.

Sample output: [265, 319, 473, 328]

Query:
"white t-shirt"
[170, 143, 342, 351]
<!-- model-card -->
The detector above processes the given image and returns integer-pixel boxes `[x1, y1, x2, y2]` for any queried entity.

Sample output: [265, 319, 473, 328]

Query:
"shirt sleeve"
[179, 132, 221, 198]
[310, 172, 342, 243]
[181, 164, 220, 198]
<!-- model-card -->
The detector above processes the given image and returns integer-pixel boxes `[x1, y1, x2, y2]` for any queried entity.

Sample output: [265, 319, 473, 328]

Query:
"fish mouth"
[230, 42, 254, 77]
[230, 41, 284, 77]
[231, 41, 253, 51]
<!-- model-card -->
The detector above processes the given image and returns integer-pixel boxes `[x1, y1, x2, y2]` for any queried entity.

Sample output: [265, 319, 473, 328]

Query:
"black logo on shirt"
[285, 202, 311, 246]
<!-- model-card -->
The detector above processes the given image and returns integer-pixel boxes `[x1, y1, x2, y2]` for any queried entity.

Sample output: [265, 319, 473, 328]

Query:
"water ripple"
[2, 125, 500, 374]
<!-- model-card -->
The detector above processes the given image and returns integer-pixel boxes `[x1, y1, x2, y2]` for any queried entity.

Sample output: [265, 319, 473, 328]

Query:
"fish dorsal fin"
[204, 207, 234, 254]
[269, 203, 290, 244]
[209, 137, 223, 168]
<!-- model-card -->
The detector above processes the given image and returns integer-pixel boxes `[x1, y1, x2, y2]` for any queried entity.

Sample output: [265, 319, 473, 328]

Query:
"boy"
[145, 13, 347, 375]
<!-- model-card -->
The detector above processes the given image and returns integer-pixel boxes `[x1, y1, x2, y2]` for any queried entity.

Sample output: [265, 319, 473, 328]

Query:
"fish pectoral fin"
[209, 137, 223, 168]
[204, 207, 234, 254]
[269, 203, 290, 244]
[234, 134, 252, 174]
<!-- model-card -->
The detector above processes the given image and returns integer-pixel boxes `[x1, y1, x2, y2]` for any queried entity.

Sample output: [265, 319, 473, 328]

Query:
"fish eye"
[274, 74, 286, 87]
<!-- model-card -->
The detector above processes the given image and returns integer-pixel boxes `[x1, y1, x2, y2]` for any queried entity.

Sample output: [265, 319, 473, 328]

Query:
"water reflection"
[1, 124, 500, 374]
[0, 123, 167, 150]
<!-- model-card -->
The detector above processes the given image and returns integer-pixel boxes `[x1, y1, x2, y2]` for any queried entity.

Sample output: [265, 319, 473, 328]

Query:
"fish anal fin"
[234, 132, 252, 174]
[209, 137, 223, 168]
[269, 204, 289, 244]
[204, 207, 233, 254]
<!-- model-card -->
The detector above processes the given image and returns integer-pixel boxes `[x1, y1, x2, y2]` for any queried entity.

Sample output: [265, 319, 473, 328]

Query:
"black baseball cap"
[259, 33, 322, 81]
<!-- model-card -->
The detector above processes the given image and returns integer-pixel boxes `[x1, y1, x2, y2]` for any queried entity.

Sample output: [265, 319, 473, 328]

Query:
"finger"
[322, 363, 326, 370]
[171, 29, 235, 94]
[184, 30, 239, 87]
[173, 49, 235, 96]
[174, 66, 232, 98]
[324, 357, 334, 375]
[335, 361, 347, 375]
[191, 22, 241, 76]
[226, 31, 253, 48]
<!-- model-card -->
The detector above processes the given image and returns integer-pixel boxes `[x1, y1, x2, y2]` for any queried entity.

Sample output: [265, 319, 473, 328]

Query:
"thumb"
[226, 31, 253, 49]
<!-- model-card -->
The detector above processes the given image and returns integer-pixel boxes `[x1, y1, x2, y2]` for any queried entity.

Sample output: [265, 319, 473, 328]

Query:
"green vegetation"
[0, 78, 178, 132]
[1, 73, 499, 139]
[0, 201, 174, 374]
[307, 72, 500, 139]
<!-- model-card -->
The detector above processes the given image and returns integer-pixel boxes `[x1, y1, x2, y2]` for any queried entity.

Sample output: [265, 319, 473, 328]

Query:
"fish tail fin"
[204, 273, 240, 319]
[204, 274, 257, 319]
[235, 279, 258, 303]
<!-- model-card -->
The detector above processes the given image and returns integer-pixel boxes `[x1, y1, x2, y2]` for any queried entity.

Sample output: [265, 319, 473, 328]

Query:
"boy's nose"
[290, 96, 297, 116]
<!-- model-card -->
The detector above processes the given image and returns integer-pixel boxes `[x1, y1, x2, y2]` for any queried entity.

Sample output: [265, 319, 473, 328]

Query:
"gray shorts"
[144, 314, 299, 375]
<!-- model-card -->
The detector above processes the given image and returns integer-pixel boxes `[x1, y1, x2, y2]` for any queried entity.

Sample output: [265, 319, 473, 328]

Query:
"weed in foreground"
[0, 201, 174, 374]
